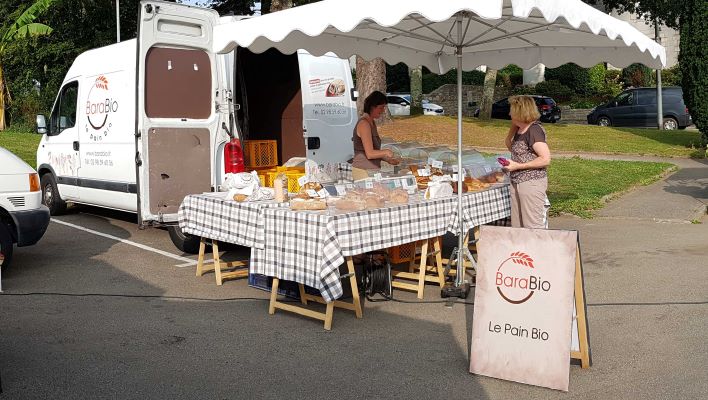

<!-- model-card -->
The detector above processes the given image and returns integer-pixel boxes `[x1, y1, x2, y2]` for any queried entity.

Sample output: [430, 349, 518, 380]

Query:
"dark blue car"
[587, 87, 692, 130]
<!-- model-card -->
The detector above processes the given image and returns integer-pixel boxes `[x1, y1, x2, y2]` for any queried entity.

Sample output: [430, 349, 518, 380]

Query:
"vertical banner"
[470, 226, 578, 391]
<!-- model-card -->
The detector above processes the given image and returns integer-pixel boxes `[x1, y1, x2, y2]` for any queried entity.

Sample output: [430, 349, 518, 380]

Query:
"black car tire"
[41, 173, 67, 215]
[0, 222, 13, 269]
[597, 116, 611, 127]
[168, 225, 203, 254]
[662, 117, 678, 130]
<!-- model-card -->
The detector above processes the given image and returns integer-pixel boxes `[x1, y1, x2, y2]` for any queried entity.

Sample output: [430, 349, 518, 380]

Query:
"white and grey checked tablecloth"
[251, 185, 511, 302]
[177, 193, 287, 249]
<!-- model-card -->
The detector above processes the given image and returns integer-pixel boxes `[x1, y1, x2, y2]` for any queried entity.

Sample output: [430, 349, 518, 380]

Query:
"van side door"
[636, 89, 658, 128]
[136, 2, 222, 226]
[42, 81, 81, 200]
[298, 51, 356, 163]
[610, 90, 636, 127]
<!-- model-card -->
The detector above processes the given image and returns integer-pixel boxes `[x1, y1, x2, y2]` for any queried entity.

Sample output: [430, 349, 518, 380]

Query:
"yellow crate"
[388, 242, 417, 264]
[244, 140, 278, 168]
[285, 171, 305, 193]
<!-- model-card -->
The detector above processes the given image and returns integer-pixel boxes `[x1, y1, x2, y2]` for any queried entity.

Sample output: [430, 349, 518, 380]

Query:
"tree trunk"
[409, 66, 423, 115]
[0, 64, 7, 131]
[355, 56, 390, 123]
[269, 0, 293, 12]
[479, 68, 497, 120]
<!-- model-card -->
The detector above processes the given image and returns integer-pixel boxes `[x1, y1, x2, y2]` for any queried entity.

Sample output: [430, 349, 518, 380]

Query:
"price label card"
[452, 173, 458, 181]
[427, 157, 436, 167]
[432, 160, 443, 169]
[365, 180, 374, 189]
[483, 166, 492, 173]
[346, 183, 354, 189]
[306, 189, 318, 198]
[374, 172, 383, 181]
[335, 185, 346, 196]
[419, 168, 431, 177]
[317, 188, 329, 198]
[452, 165, 459, 173]
[298, 175, 309, 186]
[394, 179, 402, 188]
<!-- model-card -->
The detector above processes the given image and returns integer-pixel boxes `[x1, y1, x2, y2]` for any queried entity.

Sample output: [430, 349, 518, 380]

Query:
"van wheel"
[597, 116, 611, 127]
[41, 174, 67, 215]
[662, 117, 678, 130]
[0, 223, 13, 269]
[168, 225, 202, 254]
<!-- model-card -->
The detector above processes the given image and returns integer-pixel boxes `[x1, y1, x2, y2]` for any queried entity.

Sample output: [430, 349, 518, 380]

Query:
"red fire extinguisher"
[224, 137, 245, 174]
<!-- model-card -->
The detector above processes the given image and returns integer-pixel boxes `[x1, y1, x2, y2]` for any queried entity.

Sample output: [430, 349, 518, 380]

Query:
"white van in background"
[35, 1, 357, 253]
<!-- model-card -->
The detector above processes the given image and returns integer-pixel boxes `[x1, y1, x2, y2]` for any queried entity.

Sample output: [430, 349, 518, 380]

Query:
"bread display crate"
[244, 140, 278, 168]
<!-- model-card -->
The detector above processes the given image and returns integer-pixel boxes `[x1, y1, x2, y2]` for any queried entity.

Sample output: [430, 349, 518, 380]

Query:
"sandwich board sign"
[469, 226, 591, 391]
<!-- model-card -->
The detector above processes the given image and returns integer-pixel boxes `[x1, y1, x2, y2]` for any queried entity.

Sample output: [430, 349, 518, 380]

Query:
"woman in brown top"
[352, 91, 400, 180]
[502, 96, 552, 228]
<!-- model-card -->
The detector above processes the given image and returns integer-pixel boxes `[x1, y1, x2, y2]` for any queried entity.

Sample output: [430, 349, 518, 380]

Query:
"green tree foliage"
[421, 67, 485, 94]
[621, 63, 653, 87]
[545, 63, 593, 95]
[204, 0, 256, 16]
[386, 62, 409, 93]
[0, 0, 54, 129]
[534, 80, 574, 102]
[496, 64, 523, 87]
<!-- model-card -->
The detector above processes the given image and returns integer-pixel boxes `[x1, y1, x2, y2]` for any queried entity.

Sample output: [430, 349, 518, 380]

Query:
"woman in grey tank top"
[351, 91, 400, 179]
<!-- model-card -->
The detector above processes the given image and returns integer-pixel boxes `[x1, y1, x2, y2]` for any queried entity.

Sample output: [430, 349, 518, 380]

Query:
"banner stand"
[570, 245, 592, 368]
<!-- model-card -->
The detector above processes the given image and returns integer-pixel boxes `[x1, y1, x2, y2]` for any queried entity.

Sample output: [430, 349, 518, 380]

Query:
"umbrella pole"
[443, 15, 471, 299]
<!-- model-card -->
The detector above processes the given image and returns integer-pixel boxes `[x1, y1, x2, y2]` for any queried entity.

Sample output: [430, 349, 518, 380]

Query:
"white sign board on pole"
[470, 226, 578, 391]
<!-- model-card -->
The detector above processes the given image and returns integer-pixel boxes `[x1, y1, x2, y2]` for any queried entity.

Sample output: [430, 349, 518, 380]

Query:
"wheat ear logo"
[495, 251, 550, 304]
[85, 75, 119, 141]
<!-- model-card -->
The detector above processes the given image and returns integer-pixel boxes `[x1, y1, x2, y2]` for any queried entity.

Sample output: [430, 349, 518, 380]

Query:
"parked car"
[587, 87, 692, 130]
[0, 146, 50, 269]
[387, 94, 444, 116]
[482, 95, 561, 123]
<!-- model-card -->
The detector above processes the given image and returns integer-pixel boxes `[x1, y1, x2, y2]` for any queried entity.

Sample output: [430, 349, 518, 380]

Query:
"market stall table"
[251, 184, 511, 329]
[177, 193, 287, 285]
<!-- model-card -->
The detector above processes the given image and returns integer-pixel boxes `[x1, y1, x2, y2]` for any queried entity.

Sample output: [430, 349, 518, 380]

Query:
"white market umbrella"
[214, 0, 666, 290]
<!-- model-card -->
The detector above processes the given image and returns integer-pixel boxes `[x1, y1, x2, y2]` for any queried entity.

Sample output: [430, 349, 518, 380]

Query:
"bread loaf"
[290, 198, 327, 210]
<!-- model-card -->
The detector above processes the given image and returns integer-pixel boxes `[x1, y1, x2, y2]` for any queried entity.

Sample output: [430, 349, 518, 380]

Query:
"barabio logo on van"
[495, 251, 551, 304]
[85, 75, 119, 141]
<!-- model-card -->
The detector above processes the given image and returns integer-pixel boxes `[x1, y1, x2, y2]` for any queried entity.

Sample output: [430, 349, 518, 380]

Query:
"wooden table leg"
[433, 237, 445, 287]
[196, 237, 207, 277]
[211, 240, 224, 285]
[269, 278, 279, 315]
[323, 302, 335, 331]
[298, 284, 308, 305]
[346, 256, 363, 318]
[416, 240, 429, 299]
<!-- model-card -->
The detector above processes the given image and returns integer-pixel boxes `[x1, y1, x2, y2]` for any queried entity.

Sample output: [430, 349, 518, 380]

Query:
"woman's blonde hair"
[509, 95, 540, 123]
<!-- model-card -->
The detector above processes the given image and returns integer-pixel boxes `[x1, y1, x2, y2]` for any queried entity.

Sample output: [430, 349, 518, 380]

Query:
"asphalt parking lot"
[1, 159, 707, 399]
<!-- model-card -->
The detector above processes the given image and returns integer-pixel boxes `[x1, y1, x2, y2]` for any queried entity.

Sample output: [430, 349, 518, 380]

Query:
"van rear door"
[298, 51, 356, 164]
[136, 2, 221, 226]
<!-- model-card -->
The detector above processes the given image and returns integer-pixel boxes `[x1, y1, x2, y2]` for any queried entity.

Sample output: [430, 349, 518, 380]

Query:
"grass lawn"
[0, 127, 676, 218]
[379, 115, 705, 158]
[0, 127, 41, 168]
[547, 157, 674, 217]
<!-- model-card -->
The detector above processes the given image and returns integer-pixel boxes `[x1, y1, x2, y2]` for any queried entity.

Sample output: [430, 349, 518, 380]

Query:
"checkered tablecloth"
[177, 193, 287, 249]
[251, 185, 511, 302]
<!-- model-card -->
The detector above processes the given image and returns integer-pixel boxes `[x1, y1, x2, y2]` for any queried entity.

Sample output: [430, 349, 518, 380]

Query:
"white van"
[0, 146, 50, 269]
[36, 1, 357, 253]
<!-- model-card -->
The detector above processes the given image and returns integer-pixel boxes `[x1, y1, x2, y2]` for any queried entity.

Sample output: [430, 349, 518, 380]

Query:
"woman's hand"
[502, 159, 522, 172]
[384, 149, 394, 158]
[384, 157, 401, 165]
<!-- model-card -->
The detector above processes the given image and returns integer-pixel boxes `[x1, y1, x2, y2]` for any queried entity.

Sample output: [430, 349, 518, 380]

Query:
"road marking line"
[51, 218, 196, 267]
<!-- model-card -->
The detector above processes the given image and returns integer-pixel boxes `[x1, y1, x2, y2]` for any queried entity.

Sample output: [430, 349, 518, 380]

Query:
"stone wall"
[559, 106, 593, 124]
[425, 84, 512, 117]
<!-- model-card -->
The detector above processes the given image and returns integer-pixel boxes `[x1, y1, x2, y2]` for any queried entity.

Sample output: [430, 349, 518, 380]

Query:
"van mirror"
[36, 114, 47, 134]
[611, 101, 618, 107]
[350, 88, 359, 101]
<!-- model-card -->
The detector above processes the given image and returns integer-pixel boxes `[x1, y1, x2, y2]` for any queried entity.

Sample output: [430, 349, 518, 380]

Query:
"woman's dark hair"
[363, 91, 387, 114]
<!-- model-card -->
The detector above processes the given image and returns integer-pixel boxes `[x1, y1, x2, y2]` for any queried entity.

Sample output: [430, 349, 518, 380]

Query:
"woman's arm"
[357, 120, 393, 159]
[504, 124, 518, 151]
[504, 142, 551, 171]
